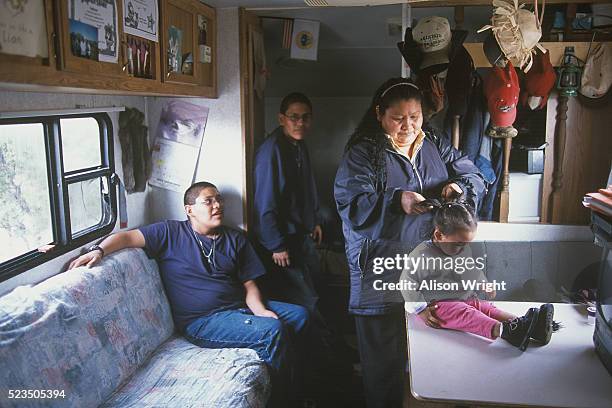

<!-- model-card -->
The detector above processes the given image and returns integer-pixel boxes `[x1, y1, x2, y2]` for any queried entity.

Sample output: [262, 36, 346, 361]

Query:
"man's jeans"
[282, 235, 322, 313]
[184, 301, 309, 373]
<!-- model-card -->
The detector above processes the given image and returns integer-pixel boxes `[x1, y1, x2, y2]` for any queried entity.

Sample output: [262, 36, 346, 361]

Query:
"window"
[0, 113, 116, 282]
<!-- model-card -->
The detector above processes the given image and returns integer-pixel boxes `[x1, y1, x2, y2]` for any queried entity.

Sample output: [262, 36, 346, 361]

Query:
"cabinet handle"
[51, 32, 57, 61]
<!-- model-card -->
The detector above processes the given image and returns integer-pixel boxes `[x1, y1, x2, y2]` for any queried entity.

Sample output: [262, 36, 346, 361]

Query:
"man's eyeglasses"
[194, 196, 224, 207]
[283, 113, 312, 123]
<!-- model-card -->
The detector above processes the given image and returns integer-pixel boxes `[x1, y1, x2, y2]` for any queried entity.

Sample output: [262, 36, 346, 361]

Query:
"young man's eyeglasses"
[283, 113, 312, 123]
[194, 196, 224, 207]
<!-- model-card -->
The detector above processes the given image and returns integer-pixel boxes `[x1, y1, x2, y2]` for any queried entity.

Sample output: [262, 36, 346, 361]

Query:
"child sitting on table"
[400, 199, 556, 351]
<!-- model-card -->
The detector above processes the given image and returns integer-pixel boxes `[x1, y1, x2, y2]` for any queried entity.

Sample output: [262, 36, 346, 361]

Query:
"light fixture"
[556, 46, 582, 97]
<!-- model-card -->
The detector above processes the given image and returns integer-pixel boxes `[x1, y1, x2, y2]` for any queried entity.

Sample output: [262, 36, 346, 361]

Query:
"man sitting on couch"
[68, 181, 309, 405]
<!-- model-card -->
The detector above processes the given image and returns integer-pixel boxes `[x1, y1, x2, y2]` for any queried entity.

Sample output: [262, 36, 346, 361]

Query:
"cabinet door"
[161, 0, 199, 85]
[0, 0, 57, 78]
[57, 0, 123, 77]
[122, 34, 160, 82]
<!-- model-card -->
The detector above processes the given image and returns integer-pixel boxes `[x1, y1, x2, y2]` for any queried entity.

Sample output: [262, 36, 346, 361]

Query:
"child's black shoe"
[531, 303, 555, 345]
[501, 308, 539, 351]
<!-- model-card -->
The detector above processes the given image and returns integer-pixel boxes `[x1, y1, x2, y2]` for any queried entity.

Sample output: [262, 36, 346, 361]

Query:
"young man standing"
[253, 92, 323, 314]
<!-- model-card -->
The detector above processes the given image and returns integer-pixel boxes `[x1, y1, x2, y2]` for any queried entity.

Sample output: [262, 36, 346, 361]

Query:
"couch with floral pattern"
[0, 248, 270, 408]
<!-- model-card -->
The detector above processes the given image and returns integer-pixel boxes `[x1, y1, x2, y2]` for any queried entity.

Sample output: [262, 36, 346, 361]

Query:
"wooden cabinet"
[162, 0, 199, 85]
[56, 0, 124, 77]
[0, 0, 216, 97]
[0, 0, 57, 83]
[160, 0, 216, 90]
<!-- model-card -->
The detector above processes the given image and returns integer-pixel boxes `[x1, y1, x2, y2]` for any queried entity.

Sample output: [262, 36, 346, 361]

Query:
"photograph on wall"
[69, 19, 99, 60]
[149, 101, 209, 193]
[69, 0, 118, 63]
[126, 35, 153, 78]
[167, 25, 182, 73]
[122, 0, 158, 42]
[181, 52, 193, 75]
[0, 0, 48, 58]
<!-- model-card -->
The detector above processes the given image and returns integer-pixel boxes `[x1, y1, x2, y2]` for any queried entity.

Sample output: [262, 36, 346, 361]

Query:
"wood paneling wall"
[542, 93, 612, 225]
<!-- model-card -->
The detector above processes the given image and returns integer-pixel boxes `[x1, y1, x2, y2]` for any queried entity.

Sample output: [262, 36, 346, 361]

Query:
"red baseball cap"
[521, 49, 556, 109]
[484, 61, 520, 127]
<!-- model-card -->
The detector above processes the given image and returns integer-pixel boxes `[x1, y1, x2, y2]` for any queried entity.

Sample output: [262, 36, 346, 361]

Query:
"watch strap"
[87, 244, 105, 257]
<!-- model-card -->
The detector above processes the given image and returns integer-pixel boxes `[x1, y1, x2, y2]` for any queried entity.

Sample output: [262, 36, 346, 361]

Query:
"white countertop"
[407, 302, 612, 408]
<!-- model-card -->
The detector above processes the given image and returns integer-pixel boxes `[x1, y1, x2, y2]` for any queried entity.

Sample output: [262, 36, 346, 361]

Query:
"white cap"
[412, 16, 451, 69]
[581, 42, 612, 99]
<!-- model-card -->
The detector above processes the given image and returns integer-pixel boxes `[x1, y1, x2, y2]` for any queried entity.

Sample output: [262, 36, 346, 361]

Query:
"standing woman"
[334, 78, 485, 408]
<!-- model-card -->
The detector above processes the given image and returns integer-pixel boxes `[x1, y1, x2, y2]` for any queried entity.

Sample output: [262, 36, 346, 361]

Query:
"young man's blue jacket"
[253, 127, 319, 253]
[334, 127, 486, 315]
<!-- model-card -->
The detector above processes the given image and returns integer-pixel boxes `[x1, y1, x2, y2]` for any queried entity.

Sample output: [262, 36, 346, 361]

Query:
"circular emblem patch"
[295, 31, 314, 49]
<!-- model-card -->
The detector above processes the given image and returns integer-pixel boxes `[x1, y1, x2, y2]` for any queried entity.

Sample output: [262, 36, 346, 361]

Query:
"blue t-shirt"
[139, 220, 266, 331]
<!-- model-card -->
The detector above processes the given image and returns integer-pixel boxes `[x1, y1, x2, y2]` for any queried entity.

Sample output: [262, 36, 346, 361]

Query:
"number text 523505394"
[8, 390, 66, 399]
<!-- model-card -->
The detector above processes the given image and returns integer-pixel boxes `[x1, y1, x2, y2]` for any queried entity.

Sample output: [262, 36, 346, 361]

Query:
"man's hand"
[417, 303, 445, 328]
[311, 225, 323, 245]
[486, 289, 497, 300]
[68, 250, 102, 270]
[253, 309, 278, 319]
[66, 230, 145, 271]
[400, 191, 430, 215]
[441, 183, 463, 200]
[272, 250, 290, 267]
[244, 279, 276, 319]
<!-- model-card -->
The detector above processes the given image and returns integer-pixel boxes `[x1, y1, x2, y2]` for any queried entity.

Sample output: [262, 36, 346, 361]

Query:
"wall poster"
[149, 101, 209, 193]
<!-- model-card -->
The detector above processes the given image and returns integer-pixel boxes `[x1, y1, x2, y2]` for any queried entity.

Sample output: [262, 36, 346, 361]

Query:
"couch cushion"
[0, 248, 174, 408]
[102, 336, 271, 408]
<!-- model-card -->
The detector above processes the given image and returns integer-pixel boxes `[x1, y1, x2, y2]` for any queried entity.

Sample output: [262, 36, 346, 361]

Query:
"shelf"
[464, 41, 608, 68]
[406, 0, 609, 7]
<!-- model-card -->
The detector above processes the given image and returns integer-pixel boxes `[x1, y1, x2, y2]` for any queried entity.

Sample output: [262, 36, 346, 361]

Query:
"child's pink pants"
[425, 298, 507, 339]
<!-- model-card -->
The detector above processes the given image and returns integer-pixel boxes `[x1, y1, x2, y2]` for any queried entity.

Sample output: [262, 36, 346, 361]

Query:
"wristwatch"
[87, 244, 105, 257]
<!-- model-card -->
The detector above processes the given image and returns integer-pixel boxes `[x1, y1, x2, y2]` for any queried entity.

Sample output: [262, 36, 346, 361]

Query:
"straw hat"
[478, 0, 546, 72]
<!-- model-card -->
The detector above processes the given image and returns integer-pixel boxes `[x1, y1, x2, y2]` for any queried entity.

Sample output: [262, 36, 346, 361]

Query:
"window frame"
[0, 112, 117, 282]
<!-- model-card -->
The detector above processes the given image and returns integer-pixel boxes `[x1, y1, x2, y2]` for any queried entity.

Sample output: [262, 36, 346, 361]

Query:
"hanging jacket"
[118, 107, 151, 193]
[253, 127, 320, 253]
[334, 127, 485, 315]
[444, 77, 502, 221]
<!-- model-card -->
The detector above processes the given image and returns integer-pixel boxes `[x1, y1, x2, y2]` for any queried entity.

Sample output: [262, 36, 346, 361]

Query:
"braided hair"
[429, 199, 478, 235]
[345, 78, 423, 193]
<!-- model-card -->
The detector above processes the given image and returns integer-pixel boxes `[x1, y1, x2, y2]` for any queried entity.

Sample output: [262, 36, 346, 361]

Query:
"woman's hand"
[417, 303, 445, 328]
[441, 183, 463, 200]
[400, 191, 431, 215]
